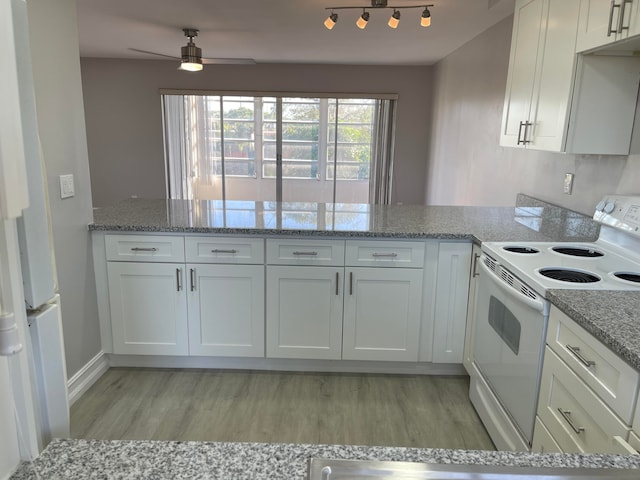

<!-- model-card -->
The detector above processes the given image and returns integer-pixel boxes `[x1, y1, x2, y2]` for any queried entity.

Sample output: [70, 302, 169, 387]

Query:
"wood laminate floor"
[71, 368, 495, 450]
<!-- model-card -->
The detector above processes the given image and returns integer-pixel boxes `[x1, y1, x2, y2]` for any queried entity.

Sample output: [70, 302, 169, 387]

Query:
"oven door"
[472, 256, 549, 445]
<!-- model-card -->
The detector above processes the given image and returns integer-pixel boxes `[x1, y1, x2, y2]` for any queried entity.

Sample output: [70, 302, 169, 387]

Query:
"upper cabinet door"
[528, 0, 581, 151]
[500, 0, 546, 148]
[576, 0, 638, 53]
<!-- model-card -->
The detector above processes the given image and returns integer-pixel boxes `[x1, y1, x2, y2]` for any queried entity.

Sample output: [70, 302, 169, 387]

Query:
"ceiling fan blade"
[128, 48, 179, 60]
[202, 57, 256, 65]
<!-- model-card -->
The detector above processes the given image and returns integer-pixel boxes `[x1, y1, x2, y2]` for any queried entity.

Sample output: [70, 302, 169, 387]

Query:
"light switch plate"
[59, 174, 74, 199]
[564, 173, 574, 195]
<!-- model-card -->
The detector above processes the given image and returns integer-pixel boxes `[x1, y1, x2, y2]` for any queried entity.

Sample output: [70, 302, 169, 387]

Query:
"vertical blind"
[162, 93, 396, 204]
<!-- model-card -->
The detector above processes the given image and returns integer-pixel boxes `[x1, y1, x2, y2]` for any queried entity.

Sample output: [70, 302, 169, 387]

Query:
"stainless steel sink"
[308, 458, 640, 479]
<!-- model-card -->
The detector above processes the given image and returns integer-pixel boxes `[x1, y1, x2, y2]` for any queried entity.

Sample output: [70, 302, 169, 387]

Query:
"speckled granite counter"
[89, 194, 600, 243]
[548, 290, 640, 370]
[10, 439, 640, 479]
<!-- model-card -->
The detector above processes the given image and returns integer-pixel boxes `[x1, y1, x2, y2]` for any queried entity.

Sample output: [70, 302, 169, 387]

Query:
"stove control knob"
[604, 201, 616, 214]
[596, 200, 606, 212]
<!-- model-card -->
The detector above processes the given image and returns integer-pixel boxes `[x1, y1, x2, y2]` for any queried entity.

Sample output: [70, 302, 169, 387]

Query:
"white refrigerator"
[0, 0, 70, 475]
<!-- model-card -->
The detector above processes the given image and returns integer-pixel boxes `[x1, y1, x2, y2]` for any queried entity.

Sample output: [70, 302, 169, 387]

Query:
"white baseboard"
[107, 354, 466, 376]
[67, 351, 110, 406]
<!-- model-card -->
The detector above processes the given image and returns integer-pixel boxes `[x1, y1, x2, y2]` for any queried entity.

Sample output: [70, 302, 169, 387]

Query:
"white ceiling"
[76, 0, 515, 66]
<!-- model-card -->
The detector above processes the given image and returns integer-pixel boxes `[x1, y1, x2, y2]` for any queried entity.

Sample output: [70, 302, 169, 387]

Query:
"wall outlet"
[563, 173, 574, 195]
[59, 174, 75, 199]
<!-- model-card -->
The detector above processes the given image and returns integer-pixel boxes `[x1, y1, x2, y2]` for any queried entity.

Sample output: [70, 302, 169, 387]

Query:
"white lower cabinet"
[266, 265, 344, 360]
[462, 244, 481, 373]
[342, 267, 423, 362]
[432, 242, 472, 363]
[187, 264, 264, 357]
[532, 416, 563, 453]
[107, 262, 188, 355]
[533, 305, 640, 454]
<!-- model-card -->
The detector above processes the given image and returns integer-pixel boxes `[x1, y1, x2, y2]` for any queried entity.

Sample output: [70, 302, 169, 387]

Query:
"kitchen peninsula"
[21, 193, 634, 478]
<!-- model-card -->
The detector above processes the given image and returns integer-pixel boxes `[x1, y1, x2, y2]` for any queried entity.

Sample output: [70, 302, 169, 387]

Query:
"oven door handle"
[479, 257, 546, 313]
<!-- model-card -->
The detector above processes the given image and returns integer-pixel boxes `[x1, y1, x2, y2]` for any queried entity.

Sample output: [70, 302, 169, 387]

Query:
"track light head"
[388, 9, 400, 28]
[324, 12, 338, 30]
[421, 6, 431, 27]
[356, 10, 370, 29]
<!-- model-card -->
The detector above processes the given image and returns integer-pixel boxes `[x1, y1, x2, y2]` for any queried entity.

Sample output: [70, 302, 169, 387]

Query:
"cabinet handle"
[608, 1, 621, 36]
[618, 0, 633, 33]
[211, 249, 237, 254]
[371, 252, 398, 258]
[522, 121, 532, 144]
[566, 344, 596, 368]
[131, 247, 158, 252]
[517, 121, 526, 145]
[292, 251, 318, 256]
[557, 408, 585, 434]
[472, 253, 480, 277]
[176, 268, 182, 291]
[335, 272, 339, 296]
[349, 271, 353, 295]
[190, 268, 196, 292]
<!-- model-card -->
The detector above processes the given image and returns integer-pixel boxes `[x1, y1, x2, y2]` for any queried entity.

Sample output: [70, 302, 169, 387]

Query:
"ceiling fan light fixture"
[179, 60, 203, 72]
[179, 28, 203, 72]
[388, 9, 400, 28]
[421, 7, 431, 27]
[324, 12, 338, 30]
[356, 10, 370, 29]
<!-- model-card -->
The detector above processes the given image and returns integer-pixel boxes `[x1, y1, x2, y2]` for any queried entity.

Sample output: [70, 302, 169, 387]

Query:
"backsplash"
[515, 194, 600, 241]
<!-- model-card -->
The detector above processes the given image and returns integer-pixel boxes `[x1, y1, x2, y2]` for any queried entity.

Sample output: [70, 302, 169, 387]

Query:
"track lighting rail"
[323, 2, 434, 30]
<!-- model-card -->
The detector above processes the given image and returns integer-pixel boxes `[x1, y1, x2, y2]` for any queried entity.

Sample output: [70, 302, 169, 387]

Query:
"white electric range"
[470, 195, 640, 452]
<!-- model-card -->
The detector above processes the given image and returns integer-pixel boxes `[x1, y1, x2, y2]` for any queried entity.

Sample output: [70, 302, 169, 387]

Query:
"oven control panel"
[594, 195, 640, 235]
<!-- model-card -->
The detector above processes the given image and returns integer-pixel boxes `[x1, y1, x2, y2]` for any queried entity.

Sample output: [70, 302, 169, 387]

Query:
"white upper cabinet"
[501, 0, 640, 155]
[501, 0, 581, 151]
[577, 0, 640, 52]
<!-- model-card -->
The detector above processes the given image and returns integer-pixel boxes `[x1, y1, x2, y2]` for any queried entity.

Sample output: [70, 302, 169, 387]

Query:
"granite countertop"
[89, 194, 600, 243]
[11, 439, 640, 479]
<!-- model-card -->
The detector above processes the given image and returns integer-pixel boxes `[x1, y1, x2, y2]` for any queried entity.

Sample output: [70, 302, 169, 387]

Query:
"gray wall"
[426, 16, 640, 216]
[80, 60, 433, 207]
[27, 0, 101, 377]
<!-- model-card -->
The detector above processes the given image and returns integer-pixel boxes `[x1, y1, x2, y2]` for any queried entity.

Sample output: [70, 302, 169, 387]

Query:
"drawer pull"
[372, 252, 398, 258]
[292, 251, 318, 256]
[131, 247, 158, 252]
[557, 408, 584, 434]
[566, 344, 596, 368]
[211, 249, 238, 254]
[176, 268, 182, 292]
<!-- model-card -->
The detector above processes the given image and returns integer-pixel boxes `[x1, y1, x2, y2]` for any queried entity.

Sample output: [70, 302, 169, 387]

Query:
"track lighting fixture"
[388, 9, 400, 28]
[356, 10, 370, 29]
[323, 1, 433, 30]
[324, 11, 338, 30]
[421, 6, 431, 27]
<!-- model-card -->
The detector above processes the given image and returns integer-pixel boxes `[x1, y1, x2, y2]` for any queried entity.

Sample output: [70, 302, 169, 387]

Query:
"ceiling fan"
[129, 28, 255, 71]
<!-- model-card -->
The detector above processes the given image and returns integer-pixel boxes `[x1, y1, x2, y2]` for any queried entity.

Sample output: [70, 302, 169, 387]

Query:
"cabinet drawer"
[345, 240, 425, 268]
[105, 235, 184, 262]
[531, 417, 563, 454]
[266, 239, 345, 266]
[547, 306, 639, 424]
[185, 236, 264, 264]
[538, 347, 630, 454]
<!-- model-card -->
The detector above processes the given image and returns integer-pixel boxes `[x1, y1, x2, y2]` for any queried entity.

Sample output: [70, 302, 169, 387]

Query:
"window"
[162, 93, 396, 204]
